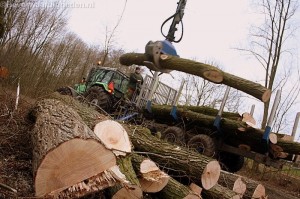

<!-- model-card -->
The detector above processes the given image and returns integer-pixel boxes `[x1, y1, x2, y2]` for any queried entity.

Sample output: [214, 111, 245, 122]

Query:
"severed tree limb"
[119, 53, 271, 102]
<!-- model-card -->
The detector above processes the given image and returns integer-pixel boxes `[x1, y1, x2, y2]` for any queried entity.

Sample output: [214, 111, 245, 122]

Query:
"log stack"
[29, 94, 274, 198]
[148, 104, 300, 158]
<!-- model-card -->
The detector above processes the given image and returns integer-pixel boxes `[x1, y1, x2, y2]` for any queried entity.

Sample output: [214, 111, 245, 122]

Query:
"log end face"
[203, 70, 223, 83]
[112, 185, 143, 199]
[94, 120, 132, 155]
[201, 160, 221, 190]
[35, 139, 116, 197]
[262, 89, 271, 102]
[233, 177, 246, 196]
[252, 184, 266, 199]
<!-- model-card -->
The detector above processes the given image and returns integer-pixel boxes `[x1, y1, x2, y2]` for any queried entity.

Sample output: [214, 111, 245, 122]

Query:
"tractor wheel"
[56, 87, 72, 96]
[187, 134, 216, 157]
[218, 152, 244, 173]
[85, 86, 112, 112]
[161, 126, 184, 145]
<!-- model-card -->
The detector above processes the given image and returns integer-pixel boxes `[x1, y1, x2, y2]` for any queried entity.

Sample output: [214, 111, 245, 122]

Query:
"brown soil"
[0, 90, 299, 199]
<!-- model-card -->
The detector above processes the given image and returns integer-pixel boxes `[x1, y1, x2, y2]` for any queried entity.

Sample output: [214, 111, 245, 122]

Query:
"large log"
[93, 120, 143, 198]
[131, 154, 170, 193]
[125, 125, 221, 190]
[219, 171, 266, 199]
[31, 99, 120, 197]
[149, 105, 300, 156]
[119, 53, 271, 102]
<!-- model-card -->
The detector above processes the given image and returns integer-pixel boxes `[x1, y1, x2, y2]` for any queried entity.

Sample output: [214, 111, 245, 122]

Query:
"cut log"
[31, 99, 118, 197]
[131, 154, 169, 193]
[153, 177, 202, 199]
[120, 53, 223, 83]
[127, 127, 221, 190]
[93, 120, 142, 198]
[94, 120, 132, 156]
[219, 172, 246, 197]
[219, 170, 266, 199]
[107, 156, 143, 199]
[119, 53, 271, 102]
[189, 183, 202, 196]
[202, 184, 241, 199]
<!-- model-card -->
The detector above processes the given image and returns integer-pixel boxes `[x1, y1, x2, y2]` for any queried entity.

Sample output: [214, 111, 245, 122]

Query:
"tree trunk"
[219, 170, 266, 199]
[154, 178, 202, 199]
[124, 125, 220, 190]
[131, 154, 170, 193]
[201, 184, 240, 199]
[31, 99, 118, 198]
[119, 53, 271, 102]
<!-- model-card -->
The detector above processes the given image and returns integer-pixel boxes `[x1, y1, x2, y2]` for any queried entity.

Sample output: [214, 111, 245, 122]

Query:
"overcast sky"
[66, 0, 300, 139]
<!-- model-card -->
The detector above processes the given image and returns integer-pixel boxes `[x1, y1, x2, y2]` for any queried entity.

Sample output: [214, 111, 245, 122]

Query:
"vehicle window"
[101, 71, 114, 83]
[112, 73, 122, 90]
[120, 78, 129, 93]
[90, 69, 106, 82]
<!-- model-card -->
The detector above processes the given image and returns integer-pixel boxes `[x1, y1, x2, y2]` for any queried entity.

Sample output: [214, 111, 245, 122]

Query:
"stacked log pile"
[29, 93, 272, 198]
[148, 105, 300, 158]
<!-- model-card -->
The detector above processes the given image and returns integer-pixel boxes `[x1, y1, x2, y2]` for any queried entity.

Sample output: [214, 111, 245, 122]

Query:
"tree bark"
[120, 53, 223, 83]
[31, 99, 118, 197]
[201, 184, 240, 199]
[149, 105, 300, 156]
[131, 154, 170, 193]
[119, 53, 271, 102]
[219, 170, 266, 199]
[125, 126, 221, 190]
[153, 178, 201, 199]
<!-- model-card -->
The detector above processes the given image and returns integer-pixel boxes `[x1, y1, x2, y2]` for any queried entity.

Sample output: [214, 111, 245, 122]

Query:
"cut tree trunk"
[31, 99, 119, 198]
[131, 154, 170, 193]
[93, 120, 142, 198]
[201, 184, 241, 199]
[125, 125, 221, 190]
[119, 53, 271, 102]
[153, 178, 202, 199]
[219, 170, 266, 199]
[120, 53, 224, 83]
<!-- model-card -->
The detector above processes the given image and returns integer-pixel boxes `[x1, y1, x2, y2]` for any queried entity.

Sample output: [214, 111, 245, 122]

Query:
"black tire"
[187, 134, 216, 157]
[85, 86, 112, 111]
[218, 152, 244, 173]
[162, 126, 184, 145]
[56, 87, 72, 96]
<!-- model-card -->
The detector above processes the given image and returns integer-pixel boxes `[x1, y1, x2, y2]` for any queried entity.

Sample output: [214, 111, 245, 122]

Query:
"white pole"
[250, 104, 255, 116]
[217, 86, 230, 116]
[291, 112, 300, 141]
[267, 89, 281, 127]
[15, 78, 20, 110]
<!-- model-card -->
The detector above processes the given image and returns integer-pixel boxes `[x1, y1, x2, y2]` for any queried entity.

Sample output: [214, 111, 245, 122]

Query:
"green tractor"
[57, 67, 129, 112]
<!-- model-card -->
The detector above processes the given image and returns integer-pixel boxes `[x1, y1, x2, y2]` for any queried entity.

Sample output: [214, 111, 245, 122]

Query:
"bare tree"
[237, 0, 299, 129]
[100, 0, 127, 67]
